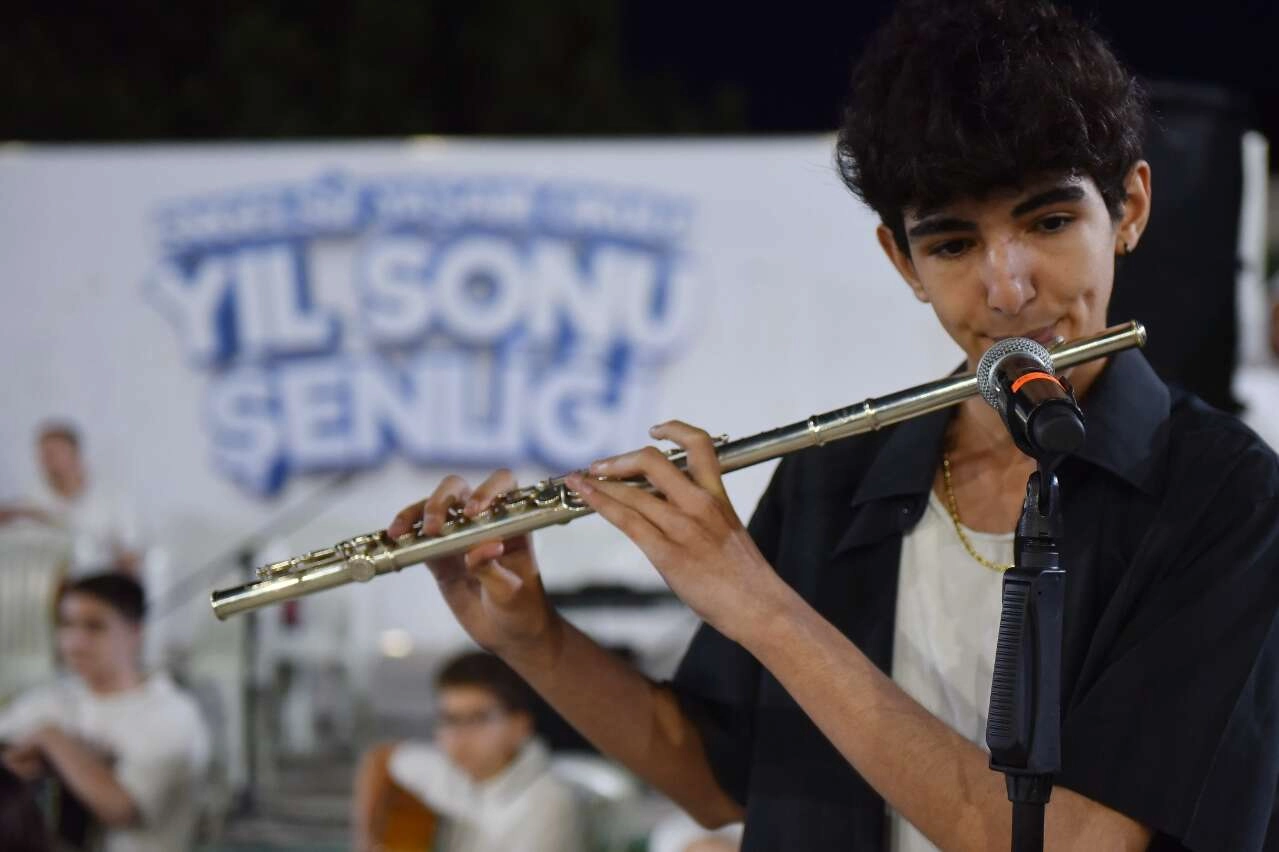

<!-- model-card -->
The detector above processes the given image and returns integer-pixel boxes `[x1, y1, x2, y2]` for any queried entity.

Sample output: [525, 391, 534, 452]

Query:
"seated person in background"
[0, 422, 144, 577]
[0, 573, 210, 852]
[353, 650, 583, 852]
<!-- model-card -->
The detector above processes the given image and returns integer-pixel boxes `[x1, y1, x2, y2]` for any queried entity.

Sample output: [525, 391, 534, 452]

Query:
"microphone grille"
[976, 337, 1054, 410]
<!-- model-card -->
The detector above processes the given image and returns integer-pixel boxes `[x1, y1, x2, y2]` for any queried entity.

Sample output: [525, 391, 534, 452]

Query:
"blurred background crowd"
[1, 2, 1277, 850]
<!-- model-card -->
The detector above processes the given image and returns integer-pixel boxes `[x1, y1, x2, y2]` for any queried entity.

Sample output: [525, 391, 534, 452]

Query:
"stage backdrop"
[0, 137, 960, 663]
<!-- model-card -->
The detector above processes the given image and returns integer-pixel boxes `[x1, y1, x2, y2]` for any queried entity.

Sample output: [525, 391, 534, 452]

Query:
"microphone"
[976, 337, 1085, 460]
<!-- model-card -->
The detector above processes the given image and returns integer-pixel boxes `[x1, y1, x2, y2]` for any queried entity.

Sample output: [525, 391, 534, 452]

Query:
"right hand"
[388, 470, 560, 665]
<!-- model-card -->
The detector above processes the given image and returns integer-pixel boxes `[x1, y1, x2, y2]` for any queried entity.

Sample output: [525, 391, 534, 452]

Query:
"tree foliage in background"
[1, 0, 1274, 149]
[0, 0, 755, 140]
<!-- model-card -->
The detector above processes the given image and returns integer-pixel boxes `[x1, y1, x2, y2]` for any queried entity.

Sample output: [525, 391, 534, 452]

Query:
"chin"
[66, 662, 97, 679]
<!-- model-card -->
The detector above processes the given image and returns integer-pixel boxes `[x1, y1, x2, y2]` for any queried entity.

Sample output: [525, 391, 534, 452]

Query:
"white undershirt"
[889, 489, 1013, 852]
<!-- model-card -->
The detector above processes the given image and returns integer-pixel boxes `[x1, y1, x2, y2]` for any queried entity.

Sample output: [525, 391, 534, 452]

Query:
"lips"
[992, 324, 1060, 346]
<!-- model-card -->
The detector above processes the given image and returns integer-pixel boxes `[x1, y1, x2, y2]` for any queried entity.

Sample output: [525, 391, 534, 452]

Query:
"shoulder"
[1161, 390, 1279, 502]
[146, 676, 206, 722]
[388, 740, 452, 784]
[523, 768, 581, 821]
[126, 676, 209, 756]
[0, 679, 75, 735]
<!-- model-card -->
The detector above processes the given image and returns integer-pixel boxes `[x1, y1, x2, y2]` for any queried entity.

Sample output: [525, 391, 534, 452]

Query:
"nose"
[981, 238, 1034, 314]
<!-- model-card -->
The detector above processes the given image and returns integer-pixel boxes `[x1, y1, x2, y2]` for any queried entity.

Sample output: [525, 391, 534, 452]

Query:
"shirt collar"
[848, 347, 1170, 510]
[477, 736, 550, 803]
[1069, 348, 1170, 495]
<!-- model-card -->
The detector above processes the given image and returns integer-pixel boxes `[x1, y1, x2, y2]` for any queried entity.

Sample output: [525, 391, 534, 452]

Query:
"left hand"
[2, 734, 49, 781]
[566, 420, 789, 643]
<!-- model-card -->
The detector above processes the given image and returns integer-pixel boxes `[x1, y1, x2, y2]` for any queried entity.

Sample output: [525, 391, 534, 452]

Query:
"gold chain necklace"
[940, 454, 1013, 573]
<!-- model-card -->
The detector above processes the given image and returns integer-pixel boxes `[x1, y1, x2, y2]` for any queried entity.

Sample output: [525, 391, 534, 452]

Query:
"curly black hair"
[836, 0, 1147, 254]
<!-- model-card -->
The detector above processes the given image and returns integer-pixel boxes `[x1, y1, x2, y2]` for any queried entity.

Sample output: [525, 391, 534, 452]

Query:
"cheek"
[1056, 224, 1117, 300]
[436, 733, 470, 764]
[58, 628, 91, 654]
[921, 285, 981, 335]
[1058, 252, 1114, 313]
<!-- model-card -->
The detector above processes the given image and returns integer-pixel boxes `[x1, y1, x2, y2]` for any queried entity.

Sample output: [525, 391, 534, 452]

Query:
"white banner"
[0, 137, 960, 658]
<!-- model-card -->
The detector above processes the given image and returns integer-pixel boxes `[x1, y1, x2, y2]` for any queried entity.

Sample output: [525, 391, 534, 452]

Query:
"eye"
[1035, 214, 1074, 233]
[928, 238, 973, 259]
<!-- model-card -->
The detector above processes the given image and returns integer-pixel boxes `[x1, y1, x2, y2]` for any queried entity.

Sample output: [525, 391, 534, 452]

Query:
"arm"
[751, 587, 1148, 851]
[28, 726, 140, 828]
[387, 476, 743, 828]
[0, 504, 52, 525]
[567, 421, 1151, 852]
[509, 618, 742, 828]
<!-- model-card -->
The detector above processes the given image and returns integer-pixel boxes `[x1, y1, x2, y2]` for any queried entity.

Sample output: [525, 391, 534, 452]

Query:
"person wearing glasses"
[353, 651, 583, 852]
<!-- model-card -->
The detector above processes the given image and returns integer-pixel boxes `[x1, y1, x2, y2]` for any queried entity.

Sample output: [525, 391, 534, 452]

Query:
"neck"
[82, 667, 144, 696]
[49, 471, 85, 500]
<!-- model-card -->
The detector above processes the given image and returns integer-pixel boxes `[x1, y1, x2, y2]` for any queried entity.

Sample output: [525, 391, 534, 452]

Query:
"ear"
[511, 711, 535, 742]
[1115, 160, 1152, 255]
[876, 224, 929, 303]
[125, 622, 144, 654]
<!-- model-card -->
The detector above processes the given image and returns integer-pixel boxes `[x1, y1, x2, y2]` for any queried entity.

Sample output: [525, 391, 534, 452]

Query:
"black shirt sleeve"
[665, 460, 786, 808]
[1057, 442, 1279, 852]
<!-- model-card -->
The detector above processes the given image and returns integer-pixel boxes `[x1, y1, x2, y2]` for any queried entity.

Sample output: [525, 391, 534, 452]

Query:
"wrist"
[734, 578, 809, 658]
[501, 607, 567, 676]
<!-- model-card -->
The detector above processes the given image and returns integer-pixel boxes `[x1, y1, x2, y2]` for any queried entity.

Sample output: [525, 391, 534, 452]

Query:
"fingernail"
[464, 500, 480, 515]
[567, 473, 592, 494]
[590, 460, 610, 474]
[648, 424, 663, 437]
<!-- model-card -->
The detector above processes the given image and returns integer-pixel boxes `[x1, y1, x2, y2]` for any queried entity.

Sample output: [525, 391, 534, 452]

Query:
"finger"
[584, 474, 704, 544]
[465, 548, 524, 606]
[420, 475, 474, 535]
[389, 474, 473, 538]
[588, 445, 709, 514]
[464, 468, 518, 518]
[567, 473, 675, 562]
[388, 500, 425, 539]
[648, 420, 726, 497]
[462, 537, 542, 589]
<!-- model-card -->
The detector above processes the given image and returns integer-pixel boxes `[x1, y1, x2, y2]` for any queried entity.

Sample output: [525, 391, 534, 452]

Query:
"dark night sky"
[1, 2, 1275, 144]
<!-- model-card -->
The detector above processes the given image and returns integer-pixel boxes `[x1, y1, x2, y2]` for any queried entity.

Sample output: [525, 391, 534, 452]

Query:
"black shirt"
[671, 350, 1279, 851]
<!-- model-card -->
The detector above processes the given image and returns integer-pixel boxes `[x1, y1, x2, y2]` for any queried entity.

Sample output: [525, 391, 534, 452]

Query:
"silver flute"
[210, 321, 1146, 620]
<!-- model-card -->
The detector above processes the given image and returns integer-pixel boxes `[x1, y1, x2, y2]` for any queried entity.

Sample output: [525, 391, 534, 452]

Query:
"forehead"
[60, 592, 124, 622]
[905, 173, 1099, 223]
[438, 684, 503, 709]
[39, 433, 78, 451]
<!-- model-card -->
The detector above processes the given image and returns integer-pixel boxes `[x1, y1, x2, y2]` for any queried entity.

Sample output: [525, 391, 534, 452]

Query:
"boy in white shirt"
[0, 573, 210, 852]
[353, 651, 583, 852]
[0, 422, 143, 577]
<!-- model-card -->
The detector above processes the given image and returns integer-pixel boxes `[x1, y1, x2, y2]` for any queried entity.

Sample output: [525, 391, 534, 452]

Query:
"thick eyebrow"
[906, 216, 977, 240]
[1011, 184, 1086, 218]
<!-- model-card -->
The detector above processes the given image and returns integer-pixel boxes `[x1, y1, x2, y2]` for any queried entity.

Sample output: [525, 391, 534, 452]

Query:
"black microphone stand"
[986, 460, 1065, 852]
